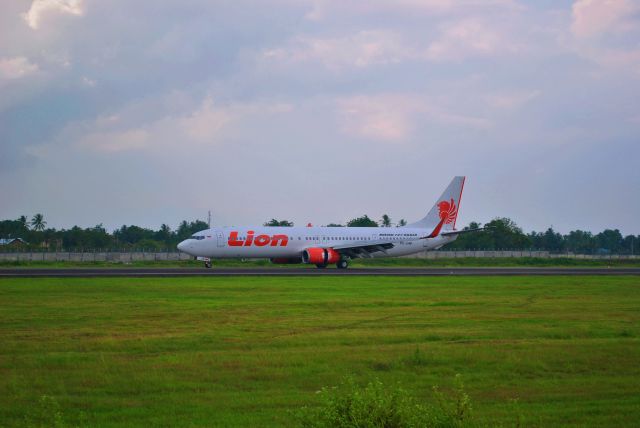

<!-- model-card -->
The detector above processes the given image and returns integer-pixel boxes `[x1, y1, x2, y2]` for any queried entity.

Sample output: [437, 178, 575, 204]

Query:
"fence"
[0, 250, 638, 262]
[404, 250, 639, 259]
[0, 251, 192, 262]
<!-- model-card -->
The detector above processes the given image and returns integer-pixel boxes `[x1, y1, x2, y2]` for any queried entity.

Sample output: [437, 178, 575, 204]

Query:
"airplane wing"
[330, 218, 448, 259]
[330, 240, 396, 258]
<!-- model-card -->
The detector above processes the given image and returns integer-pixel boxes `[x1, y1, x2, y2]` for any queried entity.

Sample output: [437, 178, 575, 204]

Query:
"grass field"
[1, 275, 639, 427]
[2, 256, 640, 268]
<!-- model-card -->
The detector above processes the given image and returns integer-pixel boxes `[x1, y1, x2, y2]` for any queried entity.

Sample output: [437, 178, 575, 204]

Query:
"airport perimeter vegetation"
[1, 274, 639, 426]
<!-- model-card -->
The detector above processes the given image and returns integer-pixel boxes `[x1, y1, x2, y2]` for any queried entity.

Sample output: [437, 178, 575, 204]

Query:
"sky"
[1, 0, 639, 235]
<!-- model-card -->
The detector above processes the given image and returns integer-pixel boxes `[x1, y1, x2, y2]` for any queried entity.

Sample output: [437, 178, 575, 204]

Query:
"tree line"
[0, 215, 208, 251]
[446, 218, 638, 254]
[0, 214, 637, 254]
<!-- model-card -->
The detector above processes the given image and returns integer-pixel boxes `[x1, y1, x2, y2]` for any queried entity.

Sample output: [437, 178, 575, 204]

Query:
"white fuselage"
[177, 226, 456, 259]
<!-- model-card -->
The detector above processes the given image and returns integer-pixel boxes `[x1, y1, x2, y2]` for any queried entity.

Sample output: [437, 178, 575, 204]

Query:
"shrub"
[294, 375, 475, 428]
[24, 395, 65, 428]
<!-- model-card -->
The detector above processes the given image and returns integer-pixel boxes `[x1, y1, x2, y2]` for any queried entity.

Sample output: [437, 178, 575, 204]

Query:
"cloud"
[262, 20, 518, 72]
[79, 128, 150, 153]
[571, 0, 638, 38]
[429, 109, 491, 129]
[337, 94, 421, 141]
[426, 18, 519, 61]
[336, 93, 490, 141]
[0, 56, 39, 79]
[1, 0, 639, 233]
[262, 30, 417, 70]
[23, 0, 84, 30]
[73, 97, 232, 153]
[303, 0, 520, 21]
[304, 0, 453, 21]
[81, 76, 95, 87]
[587, 47, 640, 75]
[67, 96, 293, 154]
[569, 0, 640, 74]
[178, 97, 233, 143]
[486, 90, 540, 109]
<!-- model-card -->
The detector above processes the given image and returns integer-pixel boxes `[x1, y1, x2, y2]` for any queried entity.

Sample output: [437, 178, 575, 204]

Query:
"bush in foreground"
[295, 375, 474, 428]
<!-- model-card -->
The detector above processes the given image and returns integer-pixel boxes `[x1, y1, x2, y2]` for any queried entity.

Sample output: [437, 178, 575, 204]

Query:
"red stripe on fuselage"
[426, 217, 447, 238]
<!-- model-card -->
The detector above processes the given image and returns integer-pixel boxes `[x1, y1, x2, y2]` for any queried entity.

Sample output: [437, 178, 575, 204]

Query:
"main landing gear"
[204, 261, 212, 269]
[315, 260, 349, 269]
[336, 260, 349, 269]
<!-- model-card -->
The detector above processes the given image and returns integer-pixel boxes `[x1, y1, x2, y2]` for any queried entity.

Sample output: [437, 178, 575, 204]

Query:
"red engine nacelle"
[302, 248, 340, 265]
[325, 248, 340, 264]
[303, 248, 325, 264]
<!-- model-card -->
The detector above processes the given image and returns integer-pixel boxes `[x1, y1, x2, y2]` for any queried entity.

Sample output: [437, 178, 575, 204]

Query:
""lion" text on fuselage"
[228, 231, 288, 247]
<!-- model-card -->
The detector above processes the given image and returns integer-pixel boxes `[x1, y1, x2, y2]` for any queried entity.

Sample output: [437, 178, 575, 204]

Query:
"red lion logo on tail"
[438, 198, 457, 224]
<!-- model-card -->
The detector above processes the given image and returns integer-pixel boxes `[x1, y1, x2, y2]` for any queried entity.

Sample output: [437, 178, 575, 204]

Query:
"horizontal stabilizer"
[440, 228, 484, 237]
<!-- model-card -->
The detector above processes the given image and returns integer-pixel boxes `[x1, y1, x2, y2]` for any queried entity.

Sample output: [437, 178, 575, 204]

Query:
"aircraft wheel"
[204, 261, 212, 269]
[315, 263, 327, 269]
[336, 260, 349, 269]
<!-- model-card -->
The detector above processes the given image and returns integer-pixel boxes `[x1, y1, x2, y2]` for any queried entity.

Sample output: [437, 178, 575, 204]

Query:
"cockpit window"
[190, 235, 205, 240]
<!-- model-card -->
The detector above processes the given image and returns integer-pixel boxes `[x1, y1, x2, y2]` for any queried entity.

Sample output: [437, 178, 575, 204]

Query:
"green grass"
[2, 256, 640, 268]
[1, 276, 639, 427]
[351, 257, 640, 268]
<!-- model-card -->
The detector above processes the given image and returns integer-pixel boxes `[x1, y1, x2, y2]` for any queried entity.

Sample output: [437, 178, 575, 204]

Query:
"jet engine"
[302, 248, 340, 265]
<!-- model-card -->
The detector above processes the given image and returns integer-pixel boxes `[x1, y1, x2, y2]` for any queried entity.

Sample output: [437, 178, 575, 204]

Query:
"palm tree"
[30, 213, 47, 231]
[381, 214, 392, 227]
[156, 224, 172, 243]
[18, 215, 29, 230]
[264, 219, 294, 227]
[177, 220, 190, 239]
[347, 215, 378, 227]
[397, 219, 407, 227]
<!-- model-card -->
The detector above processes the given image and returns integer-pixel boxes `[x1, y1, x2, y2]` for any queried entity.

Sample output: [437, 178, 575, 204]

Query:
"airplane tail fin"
[408, 176, 465, 231]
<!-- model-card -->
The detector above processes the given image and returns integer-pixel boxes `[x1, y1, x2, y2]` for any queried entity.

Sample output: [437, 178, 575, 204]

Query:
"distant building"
[0, 238, 28, 248]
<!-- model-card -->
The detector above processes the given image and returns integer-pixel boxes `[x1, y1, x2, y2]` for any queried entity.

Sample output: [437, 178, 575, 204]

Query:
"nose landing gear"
[196, 256, 212, 269]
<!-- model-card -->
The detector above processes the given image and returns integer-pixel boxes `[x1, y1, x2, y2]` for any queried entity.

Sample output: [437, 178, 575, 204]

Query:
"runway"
[1, 267, 640, 277]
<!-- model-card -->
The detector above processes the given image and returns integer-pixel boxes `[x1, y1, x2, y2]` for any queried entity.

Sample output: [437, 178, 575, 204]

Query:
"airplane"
[177, 176, 476, 269]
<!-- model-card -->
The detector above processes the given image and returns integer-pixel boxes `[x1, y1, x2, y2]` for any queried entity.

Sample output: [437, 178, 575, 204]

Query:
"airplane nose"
[177, 240, 187, 252]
